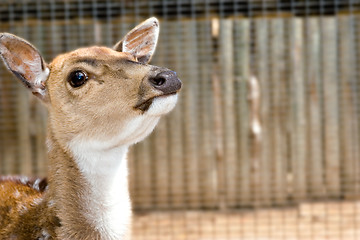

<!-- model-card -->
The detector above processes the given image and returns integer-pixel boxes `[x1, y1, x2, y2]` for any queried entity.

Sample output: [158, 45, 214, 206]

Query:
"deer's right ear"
[113, 17, 159, 64]
[0, 33, 49, 100]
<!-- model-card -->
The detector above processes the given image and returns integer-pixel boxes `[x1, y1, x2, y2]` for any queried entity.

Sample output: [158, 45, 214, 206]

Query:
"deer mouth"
[135, 92, 177, 112]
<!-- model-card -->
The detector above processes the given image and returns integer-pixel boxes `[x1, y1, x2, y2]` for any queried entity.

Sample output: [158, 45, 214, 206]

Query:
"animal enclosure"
[0, 0, 360, 239]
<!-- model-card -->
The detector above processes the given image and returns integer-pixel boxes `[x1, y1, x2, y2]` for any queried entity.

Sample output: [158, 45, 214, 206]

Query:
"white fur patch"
[69, 141, 131, 239]
[38, 229, 51, 240]
[112, 115, 160, 145]
[146, 94, 178, 117]
[34, 67, 50, 96]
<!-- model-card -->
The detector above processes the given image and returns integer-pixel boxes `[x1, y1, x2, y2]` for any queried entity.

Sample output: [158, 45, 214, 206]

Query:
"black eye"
[68, 70, 88, 88]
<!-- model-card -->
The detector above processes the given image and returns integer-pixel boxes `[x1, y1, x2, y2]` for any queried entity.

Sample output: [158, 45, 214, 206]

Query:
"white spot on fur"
[48, 199, 55, 207]
[18, 205, 28, 214]
[38, 229, 51, 240]
[13, 190, 21, 198]
[35, 66, 49, 85]
[46, 138, 53, 152]
[146, 94, 178, 116]
[32, 178, 44, 192]
[34, 67, 49, 96]
[18, 176, 30, 185]
[32, 197, 43, 206]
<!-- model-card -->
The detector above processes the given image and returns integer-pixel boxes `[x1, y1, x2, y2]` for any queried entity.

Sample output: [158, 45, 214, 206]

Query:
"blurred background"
[1, 0, 360, 239]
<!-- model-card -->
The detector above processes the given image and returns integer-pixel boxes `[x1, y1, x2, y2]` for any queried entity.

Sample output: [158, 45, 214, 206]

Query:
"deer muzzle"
[135, 69, 182, 112]
[149, 70, 182, 95]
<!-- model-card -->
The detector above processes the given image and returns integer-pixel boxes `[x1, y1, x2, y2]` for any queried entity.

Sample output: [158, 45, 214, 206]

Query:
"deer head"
[0, 17, 181, 151]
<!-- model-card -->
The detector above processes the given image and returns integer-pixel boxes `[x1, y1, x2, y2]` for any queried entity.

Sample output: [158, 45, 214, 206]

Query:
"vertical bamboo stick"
[321, 17, 341, 198]
[16, 85, 32, 175]
[212, 17, 226, 210]
[50, 0, 61, 57]
[255, 18, 271, 207]
[305, 17, 325, 199]
[0, 23, 16, 175]
[34, 103, 47, 176]
[153, 119, 169, 209]
[182, 19, 200, 208]
[269, 18, 287, 205]
[338, 16, 360, 199]
[234, 18, 251, 207]
[197, 19, 217, 208]
[127, 147, 136, 207]
[219, 18, 238, 208]
[353, 15, 360, 196]
[131, 139, 154, 210]
[288, 18, 307, 201]
[0, 70, 17, 175]
[248, 75, 263, 206]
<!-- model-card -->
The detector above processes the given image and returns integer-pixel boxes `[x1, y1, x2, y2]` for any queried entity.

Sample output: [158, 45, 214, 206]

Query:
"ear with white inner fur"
[113, 17, 159, 64]
[0, 33, 49, 100]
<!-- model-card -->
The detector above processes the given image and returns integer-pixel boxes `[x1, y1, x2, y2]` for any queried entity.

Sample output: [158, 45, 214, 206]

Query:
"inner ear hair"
[113, 17, 159, 64]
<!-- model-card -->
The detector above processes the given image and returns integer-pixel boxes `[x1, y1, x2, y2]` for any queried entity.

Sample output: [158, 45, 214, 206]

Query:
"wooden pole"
[255, 18, 270, 207]
[288, 18, 307, 202]
[197, 19, 218, 208]
[212, 17, 226, 210]
[219, 18, 238, 208]
[338, 15, 360, 199]
[0, 71, 17, 175]
[305, 17, 325, 199]
[321, 17, 341, 198]
[234, 18, 252, 207]
[182, 19, 200, 209]
[269, 18, 287, 205]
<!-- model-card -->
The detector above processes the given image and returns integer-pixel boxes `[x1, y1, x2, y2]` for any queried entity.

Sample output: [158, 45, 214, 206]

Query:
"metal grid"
[1, 0, 360, 239]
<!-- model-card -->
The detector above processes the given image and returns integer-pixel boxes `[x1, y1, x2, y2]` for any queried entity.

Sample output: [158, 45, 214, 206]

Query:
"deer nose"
[149, 71, 182, 95]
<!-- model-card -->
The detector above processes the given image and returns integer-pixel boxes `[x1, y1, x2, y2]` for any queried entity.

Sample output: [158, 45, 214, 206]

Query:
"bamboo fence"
[1, 14, 360, 210]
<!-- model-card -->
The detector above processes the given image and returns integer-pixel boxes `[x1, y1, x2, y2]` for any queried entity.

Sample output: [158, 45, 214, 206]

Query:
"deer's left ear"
[113, 17, 159, 64]
[0, 33, 49, 99]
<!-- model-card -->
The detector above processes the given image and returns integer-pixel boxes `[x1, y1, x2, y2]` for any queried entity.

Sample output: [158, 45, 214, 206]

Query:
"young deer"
[0, 17, 181, 240]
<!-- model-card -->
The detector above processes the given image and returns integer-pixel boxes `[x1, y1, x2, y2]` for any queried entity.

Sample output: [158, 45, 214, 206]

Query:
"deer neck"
[46, 132, 131, 240]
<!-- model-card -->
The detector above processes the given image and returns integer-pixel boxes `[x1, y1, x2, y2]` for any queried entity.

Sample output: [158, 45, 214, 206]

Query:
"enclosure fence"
[1, 0, 360, 239]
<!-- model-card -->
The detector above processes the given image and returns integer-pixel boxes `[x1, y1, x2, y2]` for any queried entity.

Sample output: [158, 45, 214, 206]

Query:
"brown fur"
[0, 177, 59, 239]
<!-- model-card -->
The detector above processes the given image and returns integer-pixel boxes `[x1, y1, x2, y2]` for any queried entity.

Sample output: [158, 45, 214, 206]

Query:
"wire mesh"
[1, 0, 360, 239]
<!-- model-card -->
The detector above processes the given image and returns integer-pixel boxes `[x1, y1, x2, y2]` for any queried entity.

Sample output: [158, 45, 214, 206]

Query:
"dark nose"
[149, 71, 182, 95]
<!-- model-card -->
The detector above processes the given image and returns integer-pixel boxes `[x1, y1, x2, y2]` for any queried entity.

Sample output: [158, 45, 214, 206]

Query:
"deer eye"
[68, 70, 88, 88]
